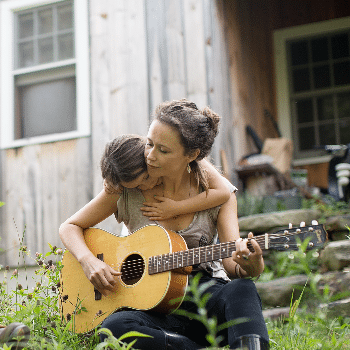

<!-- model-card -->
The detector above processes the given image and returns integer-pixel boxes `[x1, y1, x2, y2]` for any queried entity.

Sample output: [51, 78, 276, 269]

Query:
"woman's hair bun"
[201, 106, 220, 136]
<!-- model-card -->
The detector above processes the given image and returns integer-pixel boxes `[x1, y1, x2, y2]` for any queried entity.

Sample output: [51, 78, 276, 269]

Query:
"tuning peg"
[311, 220, 318, 225]
[289, 223, 293, 229]
[300, 221, 305, 227]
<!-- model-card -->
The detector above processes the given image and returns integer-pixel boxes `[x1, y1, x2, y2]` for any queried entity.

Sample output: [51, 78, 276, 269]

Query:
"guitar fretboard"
[147, 224, 326, 275]
[148, 240, 243, 275]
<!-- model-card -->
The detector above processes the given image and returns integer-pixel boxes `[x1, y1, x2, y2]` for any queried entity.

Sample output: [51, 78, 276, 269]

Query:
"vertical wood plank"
[203, 0, 235, 172]
[183, 0, 208, 107]
[145, 0, 167, 111]
[165, 0, 187, 100]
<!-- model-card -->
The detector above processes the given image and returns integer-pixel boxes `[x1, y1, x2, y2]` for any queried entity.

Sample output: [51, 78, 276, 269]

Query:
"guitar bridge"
[94, 254, 104, 301]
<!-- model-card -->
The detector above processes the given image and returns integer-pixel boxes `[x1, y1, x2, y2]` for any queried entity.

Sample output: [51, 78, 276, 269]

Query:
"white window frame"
[0, 0, 90, 149]
[274, 16, 350, 166]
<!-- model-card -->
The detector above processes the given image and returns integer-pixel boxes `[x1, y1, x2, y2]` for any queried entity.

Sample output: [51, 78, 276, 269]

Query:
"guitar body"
[60, 225, 188, 334]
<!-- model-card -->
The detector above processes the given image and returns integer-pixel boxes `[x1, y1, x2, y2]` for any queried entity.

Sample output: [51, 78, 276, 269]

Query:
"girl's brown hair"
[100, 135, 147, 185]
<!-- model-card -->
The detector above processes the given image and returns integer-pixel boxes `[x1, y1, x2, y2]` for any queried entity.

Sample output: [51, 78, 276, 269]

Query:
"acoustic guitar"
[59, 223, 327, 333]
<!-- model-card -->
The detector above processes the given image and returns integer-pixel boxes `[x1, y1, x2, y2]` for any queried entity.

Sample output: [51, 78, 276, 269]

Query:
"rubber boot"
[232, 334, 270, 350]
[164, 330, 203, 350]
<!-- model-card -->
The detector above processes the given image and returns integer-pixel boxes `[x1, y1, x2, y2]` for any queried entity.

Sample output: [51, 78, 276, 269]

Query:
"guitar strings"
[150, 228, 320, 265]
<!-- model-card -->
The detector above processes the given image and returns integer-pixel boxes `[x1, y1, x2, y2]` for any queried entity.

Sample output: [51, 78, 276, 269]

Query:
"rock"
[316, 271, 350, 296]
[320, 240, 350, 271]
[238, 209, 322, 233]
[256, 274, 309, 308]
[262, 307, 290, 320]
[325, 215, 350, 232]
[320, 297, 350, 318]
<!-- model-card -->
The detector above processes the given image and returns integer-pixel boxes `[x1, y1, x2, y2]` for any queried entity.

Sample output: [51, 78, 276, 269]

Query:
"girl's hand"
[80, 255, 121, 296]
[141, 196, 181, 220]
[103, 179, 123, 195]
[232, 232, 264, 278]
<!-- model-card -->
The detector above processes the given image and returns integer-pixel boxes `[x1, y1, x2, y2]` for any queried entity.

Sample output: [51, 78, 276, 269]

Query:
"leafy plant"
[260, 237, 321, 282]
[96, 329, 152, 350]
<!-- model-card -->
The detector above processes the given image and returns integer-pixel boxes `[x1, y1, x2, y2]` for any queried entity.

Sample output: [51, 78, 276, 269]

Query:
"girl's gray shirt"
[116, 179, 237, 281]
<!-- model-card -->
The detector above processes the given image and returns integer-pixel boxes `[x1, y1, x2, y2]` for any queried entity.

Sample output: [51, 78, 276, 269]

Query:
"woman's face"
[145, 120, 191, 178]
[120, 171, 158, 190]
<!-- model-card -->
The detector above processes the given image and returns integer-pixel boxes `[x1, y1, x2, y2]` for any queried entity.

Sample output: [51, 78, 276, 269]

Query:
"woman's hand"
[141, 196, 181, 220]
[232, 232, 264, 278]
[79, 254, 121, 296]
[103, 179, 123, 195]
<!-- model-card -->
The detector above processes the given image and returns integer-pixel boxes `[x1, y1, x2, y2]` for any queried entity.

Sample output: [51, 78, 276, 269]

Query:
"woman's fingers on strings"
[247, 232, 263, 255]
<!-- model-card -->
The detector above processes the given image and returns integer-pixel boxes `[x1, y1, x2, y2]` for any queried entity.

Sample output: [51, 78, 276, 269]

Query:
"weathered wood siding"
[0, 0, 234, 267]
[0, 139, 92, 267]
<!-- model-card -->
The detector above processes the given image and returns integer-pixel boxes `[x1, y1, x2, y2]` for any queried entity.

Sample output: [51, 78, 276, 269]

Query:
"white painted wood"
[89, 0, 112, 197]
[150, 35, 164, 110]
[165, 0, 187, 100]
[183, 0, 208, 107]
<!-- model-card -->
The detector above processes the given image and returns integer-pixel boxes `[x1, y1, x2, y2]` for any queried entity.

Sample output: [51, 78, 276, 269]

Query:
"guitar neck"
[149, 240, 239, 274]
[148, 224, 327, 275]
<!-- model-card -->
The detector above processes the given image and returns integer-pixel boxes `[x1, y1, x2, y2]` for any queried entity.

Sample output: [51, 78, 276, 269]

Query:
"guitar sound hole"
[121, 254, 145, 285]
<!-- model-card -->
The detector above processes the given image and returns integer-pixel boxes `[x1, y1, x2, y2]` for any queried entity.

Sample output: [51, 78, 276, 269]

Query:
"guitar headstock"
[268, 221, 328, 251]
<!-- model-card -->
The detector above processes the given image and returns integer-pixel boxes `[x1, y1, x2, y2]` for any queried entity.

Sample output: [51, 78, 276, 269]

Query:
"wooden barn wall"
[0, 0, 234, 266]
[0, 139, 92, 267]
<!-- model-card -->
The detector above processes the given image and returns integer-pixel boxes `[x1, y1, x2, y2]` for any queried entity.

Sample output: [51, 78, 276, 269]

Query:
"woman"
[59, 99, 269, 349]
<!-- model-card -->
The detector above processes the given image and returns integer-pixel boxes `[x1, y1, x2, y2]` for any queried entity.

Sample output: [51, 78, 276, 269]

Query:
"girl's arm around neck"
[141, 159, 231, 220]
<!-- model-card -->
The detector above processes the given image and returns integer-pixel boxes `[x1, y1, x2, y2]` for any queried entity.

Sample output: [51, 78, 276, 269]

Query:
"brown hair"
[100, 135, 147, 185]
[152, 99, 220, 191]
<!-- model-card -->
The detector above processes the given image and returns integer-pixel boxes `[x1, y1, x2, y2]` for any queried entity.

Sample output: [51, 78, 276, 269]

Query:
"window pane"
[18, 42, 34, 68]
[334, 61, 350, 86]
[338, 92, 350, 119]
[332, 33, 349, 60]
[339, 119, 350, 144]
[317, 95, 334, 121]
[38, 37, 54, 64]
[38, 8, 53, 34]
[319, 123, 336, 145]
[18, 77, 76, 138]
[290, 41, 308, 66]
[58, 34, 74, 60]
[18, 13, 33, 38]
[57, 4, 73, 30]
[298, 127, 315, 151]
[313, 65, 331, 89]
[292, 68, 310, 92]
[295, 99, 313, 123]
[311, 37, 328, 63]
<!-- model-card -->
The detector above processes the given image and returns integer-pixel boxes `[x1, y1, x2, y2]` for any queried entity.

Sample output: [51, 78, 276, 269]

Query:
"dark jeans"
[100, 274, 269, 349]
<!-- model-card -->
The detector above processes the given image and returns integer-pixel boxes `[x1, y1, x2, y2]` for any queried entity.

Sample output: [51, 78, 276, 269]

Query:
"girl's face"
[145, 120, 192, 178]
[120, 171, 158, 190]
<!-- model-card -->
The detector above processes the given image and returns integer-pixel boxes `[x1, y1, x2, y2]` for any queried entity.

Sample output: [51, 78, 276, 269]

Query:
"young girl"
[100, 134, 233, 222]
